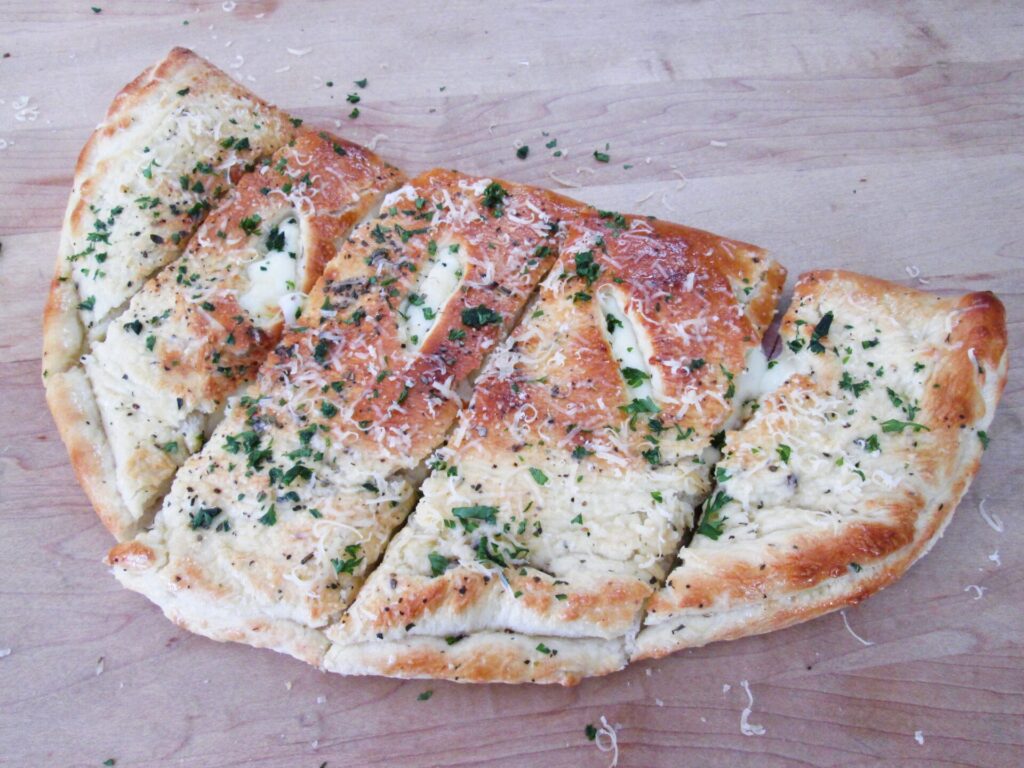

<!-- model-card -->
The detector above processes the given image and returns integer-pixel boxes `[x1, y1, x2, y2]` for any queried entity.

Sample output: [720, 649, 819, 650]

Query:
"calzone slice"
[107, 171, 565, 663]
[634, 270, 1007, 659]
[327, 213, 784, 684]
[44, 48, 295, 540]
[83, 129, 401, 538]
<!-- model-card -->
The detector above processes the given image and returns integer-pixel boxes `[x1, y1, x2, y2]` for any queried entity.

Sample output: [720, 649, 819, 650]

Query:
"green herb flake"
[528, 467, 549, 486]
[809, 311, 834, 354]
[428, 551, 448, 577]
[189, 507, 222, 530]
[480, 182, 509, 215]
[332, 544, 364, 574]
[461, 305, 502, 328]
[452, 505, 498, 524]
[239, 214, 262, 236]
[697, 491, 731, 540]
[621, 366, 651, 388]
[881, 419, 930, 434]
[258, 506, 277, 526]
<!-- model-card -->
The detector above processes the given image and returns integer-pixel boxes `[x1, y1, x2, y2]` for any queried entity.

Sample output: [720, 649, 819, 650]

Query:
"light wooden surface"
[1, 2, 1021, 766]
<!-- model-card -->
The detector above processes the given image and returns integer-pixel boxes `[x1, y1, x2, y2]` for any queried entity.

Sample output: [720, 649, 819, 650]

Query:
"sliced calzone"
[82, 129, 401, 538]
[326, 213, 785, 684]
[106, 171, 566, 663]
[634, 270, 1008, 659]
[44, 48, 295, 539]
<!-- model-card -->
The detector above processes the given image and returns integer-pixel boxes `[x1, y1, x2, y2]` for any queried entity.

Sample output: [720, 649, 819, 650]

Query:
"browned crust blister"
[46, 49, 1009, 685]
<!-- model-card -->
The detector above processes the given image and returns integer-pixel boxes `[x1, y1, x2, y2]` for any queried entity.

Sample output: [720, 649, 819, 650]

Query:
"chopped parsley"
[428, 552, 449, 577]
[574, 250, 600, 285]
[461, 305, 502, 328]
[239, 214, 262, 236]
[697, 491, 731, 540]
[839, 371, 870, 397]
[621, 366, 651, 388]
[516, 145, 529, 159]
[332, 544, 363, 575]
[257, 506, 277, 526]
[480, 182, 509, 216]
[641, 446, 661, 466]
[776, 444, 791, 463]
[528, 467, 549, 486]
[808, 311, 833, 354]
[189, 507, 222, 530]
[571, 445, 593, 460]
[880, 419, 930, 433]
[453, 505, 497, 524]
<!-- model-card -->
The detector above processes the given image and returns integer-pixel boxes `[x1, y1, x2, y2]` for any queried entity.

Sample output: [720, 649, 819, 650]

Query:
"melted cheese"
[239, 216, 303, 324]
[399, 239, 463, 350]
[598, 286, 656, 402]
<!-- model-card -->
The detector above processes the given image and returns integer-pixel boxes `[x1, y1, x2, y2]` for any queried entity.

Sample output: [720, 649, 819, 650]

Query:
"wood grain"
[0, 2, 1021, 766]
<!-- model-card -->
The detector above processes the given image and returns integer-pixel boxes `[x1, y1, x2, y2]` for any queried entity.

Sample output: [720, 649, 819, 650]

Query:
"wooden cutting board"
[1, 2, 1020, 766]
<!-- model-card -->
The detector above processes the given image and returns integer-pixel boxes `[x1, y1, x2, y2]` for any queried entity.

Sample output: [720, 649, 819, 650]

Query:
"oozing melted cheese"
[239, 216, 303, 324]
[399, 239, 464, 350]
[598, 286, 656, 402]
[728, 346, 808, 428]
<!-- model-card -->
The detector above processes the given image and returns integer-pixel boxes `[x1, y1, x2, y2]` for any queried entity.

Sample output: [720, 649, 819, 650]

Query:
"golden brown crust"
[331, 208, 785, 681]
[634, 271, 1008, 660]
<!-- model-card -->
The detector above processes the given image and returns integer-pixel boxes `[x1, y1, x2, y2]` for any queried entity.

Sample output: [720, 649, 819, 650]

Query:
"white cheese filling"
[598, 286, 656, 402]
[400, 239, 464, 350]
[239, 216, 304, 325]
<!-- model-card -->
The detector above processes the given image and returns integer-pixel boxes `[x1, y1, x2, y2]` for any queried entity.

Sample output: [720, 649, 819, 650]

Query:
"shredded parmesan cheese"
[739, 680, 766, 736]
[978, 498, 1004, 533]
[840, 609, 874, 646]
[594, 716, 620, 767]
[548, 171, 582, 188]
